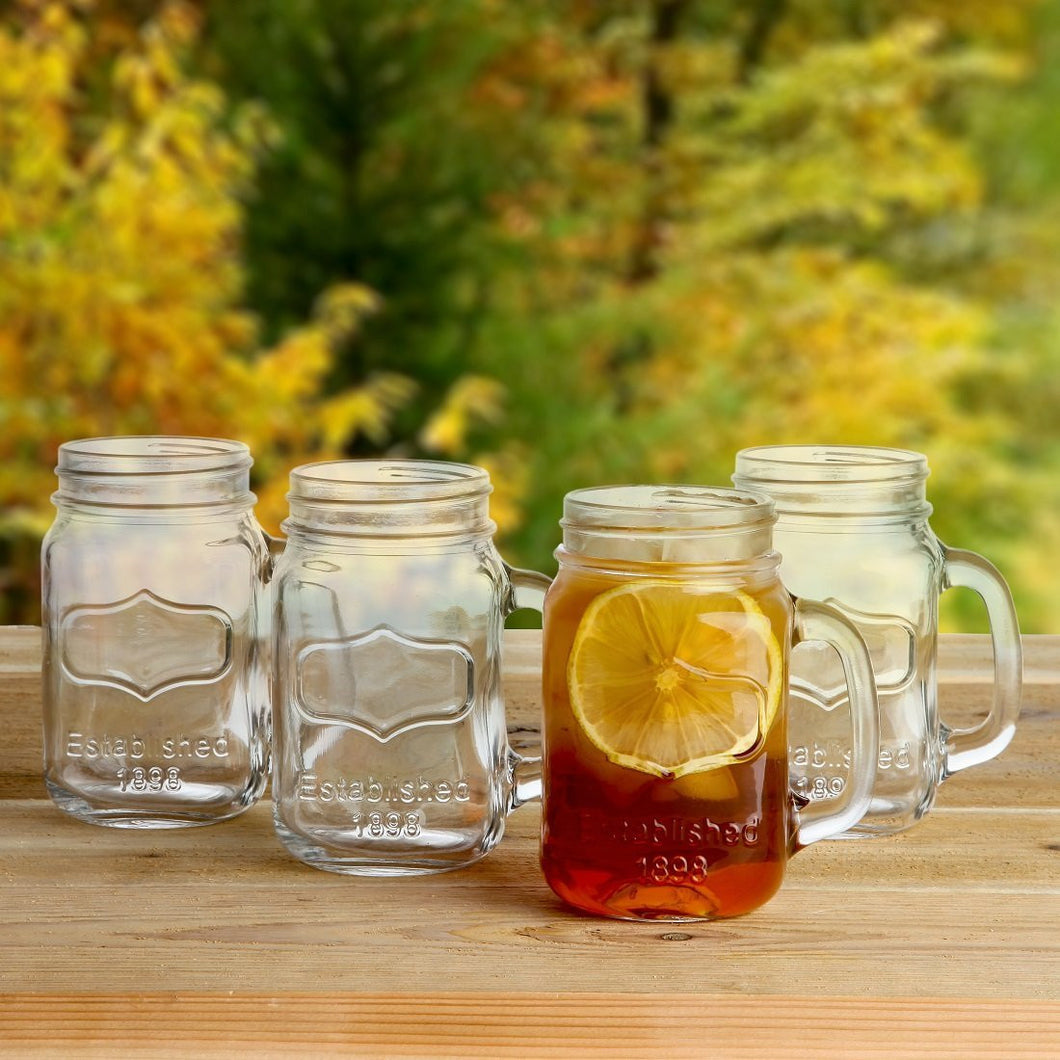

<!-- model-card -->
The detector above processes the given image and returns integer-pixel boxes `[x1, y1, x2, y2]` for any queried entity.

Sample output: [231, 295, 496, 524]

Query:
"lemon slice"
[567, 583, 782, 780]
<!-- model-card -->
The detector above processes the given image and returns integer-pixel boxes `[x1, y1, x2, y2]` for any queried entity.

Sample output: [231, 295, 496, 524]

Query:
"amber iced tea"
[541, 564, 794, 920]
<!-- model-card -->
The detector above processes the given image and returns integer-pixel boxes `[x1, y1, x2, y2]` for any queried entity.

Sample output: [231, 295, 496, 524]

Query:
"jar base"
[541, 848, 785, 921]
[828, 822, 920, 839]
[825, 793, 934, 838]
[273, 816, 497, 876]
[45, 778, 259, 829]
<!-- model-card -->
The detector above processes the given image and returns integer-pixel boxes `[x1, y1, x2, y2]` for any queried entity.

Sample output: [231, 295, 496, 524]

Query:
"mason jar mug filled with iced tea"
[540, 486, 880, 920]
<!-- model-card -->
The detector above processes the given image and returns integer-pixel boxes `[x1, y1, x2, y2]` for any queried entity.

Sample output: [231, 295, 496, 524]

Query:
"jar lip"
[57, 436, 251, 475]
[562, 484, 775, 532]
[734, 444, 929, 484]
[289, 459, 492, 503]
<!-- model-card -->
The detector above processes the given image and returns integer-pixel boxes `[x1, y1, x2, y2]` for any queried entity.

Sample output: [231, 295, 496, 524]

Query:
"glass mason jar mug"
[41, 437, 272, 827]
[733, 445, 1022, 836]
[540, 485, 880, 920]
[271, 459, 548, 875]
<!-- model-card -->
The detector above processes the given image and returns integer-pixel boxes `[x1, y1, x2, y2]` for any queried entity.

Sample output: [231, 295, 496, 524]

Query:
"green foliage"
[457, 1, 1060, 632]
[0, 1, 510, 621]
[3, 0, 1060, 633]
[197, 1, 510, 397]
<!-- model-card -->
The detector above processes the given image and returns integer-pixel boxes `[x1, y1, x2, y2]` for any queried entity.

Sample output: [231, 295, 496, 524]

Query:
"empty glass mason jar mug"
[733, 445, 1022, 836]
[271, 459, 549, 875]
[42, 437, 272, 827]
[540, 485, 880, 920]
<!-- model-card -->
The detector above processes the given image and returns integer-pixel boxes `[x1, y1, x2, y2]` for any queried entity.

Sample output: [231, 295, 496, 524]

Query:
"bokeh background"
[2, 0, 1059, 630]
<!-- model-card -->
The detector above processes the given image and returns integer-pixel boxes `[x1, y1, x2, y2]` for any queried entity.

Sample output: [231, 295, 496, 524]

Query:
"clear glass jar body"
[733, 445, 1022, 836]
[272, 460, 544, 876]
[41, 437, 272, 828]
[540, 485, 878, 920]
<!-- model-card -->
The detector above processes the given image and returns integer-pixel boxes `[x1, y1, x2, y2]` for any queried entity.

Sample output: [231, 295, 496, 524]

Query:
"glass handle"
[504, 565, 552, 808]
[260, 530, 286, 582]
[791, 598, 880, 848]
[940, 547, 1023, 776]
[507, 565, 551, 614]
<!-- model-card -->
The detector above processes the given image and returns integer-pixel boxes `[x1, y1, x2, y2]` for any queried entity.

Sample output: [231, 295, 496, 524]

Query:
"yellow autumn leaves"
[1, 0, 1057, 636]
[0, 0, 513, 590]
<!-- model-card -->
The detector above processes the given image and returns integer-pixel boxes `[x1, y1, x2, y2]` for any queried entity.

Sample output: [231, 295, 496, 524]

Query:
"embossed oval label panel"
[791, 600, 917, 710]
[295, 626, 474, 742]
[60, 590, 233, 701]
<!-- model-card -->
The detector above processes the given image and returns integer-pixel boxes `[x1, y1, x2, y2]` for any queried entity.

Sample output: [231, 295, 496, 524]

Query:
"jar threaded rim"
[283, 459, 495, 539]
[732, 445, 932, 521]
[559, 484, 778, 567]
[53, 436, 254, 511]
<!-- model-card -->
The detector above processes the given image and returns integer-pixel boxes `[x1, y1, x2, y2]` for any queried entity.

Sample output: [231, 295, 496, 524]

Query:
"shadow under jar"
[733, 445, 1022, 837]
[271, 459, 546, 876]
[41, 436, 272, 828]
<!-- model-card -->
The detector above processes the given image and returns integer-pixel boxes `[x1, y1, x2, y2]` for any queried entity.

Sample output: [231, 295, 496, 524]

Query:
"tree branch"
[629, 0, 688, 284]
[737, 0, 788, 83]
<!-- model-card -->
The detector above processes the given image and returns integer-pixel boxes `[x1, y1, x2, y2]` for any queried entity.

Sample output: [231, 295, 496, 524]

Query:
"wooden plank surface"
[0, 798, 1056, 999]
[1, 994, 1058, 1059]
[0, 627, 1057, 1057]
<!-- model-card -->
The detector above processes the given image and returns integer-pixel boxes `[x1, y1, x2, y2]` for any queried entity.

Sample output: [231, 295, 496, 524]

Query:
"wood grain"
[0, 798, 1056, 999]
[1, 627, 1057, 1055]
[1, 994, 1058, 1059]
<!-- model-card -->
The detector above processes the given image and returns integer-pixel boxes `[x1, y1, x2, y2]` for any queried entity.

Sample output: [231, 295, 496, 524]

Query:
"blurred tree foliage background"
[1, 0, 1059, 631]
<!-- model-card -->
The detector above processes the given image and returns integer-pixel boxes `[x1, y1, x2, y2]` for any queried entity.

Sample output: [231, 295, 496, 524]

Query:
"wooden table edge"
[1, 992, 1058, 1058]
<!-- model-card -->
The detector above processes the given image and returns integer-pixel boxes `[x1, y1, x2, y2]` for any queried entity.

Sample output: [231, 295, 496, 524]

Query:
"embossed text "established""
[296, 773, 471, 804]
